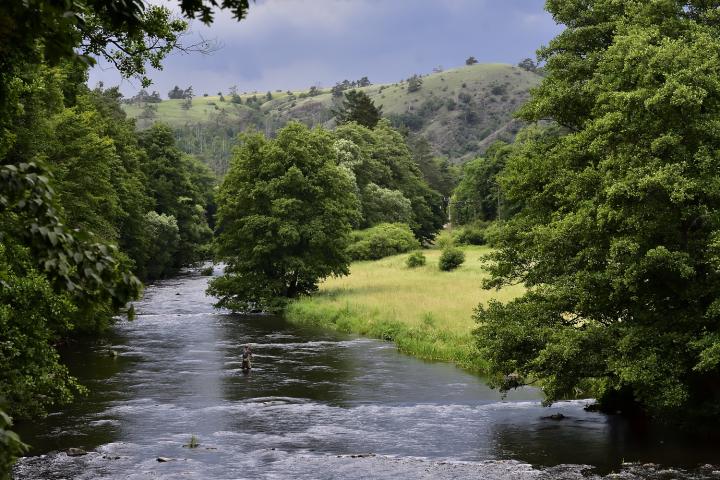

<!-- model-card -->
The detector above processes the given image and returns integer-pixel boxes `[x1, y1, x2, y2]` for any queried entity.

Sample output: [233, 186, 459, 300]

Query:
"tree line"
[447, 0, 720, 426]
[0, 0, 237, 474]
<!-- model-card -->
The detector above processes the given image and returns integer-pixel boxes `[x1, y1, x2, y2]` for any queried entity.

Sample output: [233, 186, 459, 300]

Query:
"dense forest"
[3, 0, 720, 478]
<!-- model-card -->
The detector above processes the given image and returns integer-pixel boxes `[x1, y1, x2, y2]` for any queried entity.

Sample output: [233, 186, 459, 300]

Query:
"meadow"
[285, 246, 524, 371]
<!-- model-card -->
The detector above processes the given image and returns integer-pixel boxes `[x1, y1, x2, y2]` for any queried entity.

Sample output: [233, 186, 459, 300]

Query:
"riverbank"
[284, 246, 524, 371]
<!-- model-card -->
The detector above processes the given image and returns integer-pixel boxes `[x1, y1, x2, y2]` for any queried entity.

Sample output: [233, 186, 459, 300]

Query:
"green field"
[285, 246, 524, 371]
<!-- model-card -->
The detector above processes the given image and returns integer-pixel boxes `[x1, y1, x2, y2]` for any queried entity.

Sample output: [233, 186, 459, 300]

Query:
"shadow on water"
[15, 332, 136, 455]
[12, 268, 720, 479]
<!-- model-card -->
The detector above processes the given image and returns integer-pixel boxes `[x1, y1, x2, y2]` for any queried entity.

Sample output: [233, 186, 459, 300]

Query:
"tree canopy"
[333, 90, 383, 129]
[335, 121, 446, 242]
[208, 122, 360, 312]
[475, 0, 720, 421]
[450, 141, 514, 225]
[1, 1, 243, 474]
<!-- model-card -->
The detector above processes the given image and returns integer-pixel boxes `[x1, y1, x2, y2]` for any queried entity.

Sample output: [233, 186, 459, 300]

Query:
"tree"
[208, 122, 360, 311]
[0, 0, 251, 475]
[517, 58, 537, 72]
[138, 124, 213, 270]
[0, 1, 250, 90]
[143, 211, 181, 280]
[465, 56, 478, 65]
[168, 85, 185, 99]
[450, 141, 514, 224]
[475, 0, 720, 422]
[81, 84, 157, 281]
[360, 183, 413, 227]
[333, 90, 383, 129]
[140, 103, 158, 122]
[407, 74, 423, 93]
[335, 121, 445, 242]
[331, 83, 345, 98]
[410, 137, 459, 198]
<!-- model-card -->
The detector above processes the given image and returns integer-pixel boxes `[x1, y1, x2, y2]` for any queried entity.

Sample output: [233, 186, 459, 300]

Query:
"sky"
[89, 0, 562, 98]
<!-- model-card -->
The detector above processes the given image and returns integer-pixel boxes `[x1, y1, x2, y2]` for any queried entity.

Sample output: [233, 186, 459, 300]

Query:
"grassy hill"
[124, 64, 542, 174]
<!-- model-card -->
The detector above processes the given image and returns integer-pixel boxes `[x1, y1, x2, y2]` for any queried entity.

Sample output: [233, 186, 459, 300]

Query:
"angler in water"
[241, 345, 253, 373]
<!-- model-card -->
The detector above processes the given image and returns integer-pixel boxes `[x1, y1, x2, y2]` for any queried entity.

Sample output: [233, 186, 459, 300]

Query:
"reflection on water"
[13, 268, 720, 479]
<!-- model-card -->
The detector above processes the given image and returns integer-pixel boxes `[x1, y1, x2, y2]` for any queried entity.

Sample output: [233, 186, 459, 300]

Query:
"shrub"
[434, 230, 455, 249]
[439, 247, 465, 271]
[347, 223, 420, 261]
[406, 251, 426, 268]
[454, 221, 491, 246]
[200, 265, 214, 276]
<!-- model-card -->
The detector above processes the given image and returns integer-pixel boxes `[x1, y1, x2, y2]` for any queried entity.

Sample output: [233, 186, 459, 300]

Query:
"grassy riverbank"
[285, 246, 524, 371]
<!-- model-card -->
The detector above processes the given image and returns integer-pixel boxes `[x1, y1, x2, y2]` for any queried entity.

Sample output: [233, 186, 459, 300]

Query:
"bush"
[200, 265, 214, 276]
[406, 251, 426, 268]
[454, 221, 491, 246]
[434, 230, 455, 249]
[439, 247, 465, 271]
[347, 223, 420, 261]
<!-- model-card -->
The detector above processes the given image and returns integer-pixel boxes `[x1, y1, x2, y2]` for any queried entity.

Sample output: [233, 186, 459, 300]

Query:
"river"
[13, 268, 720, 479]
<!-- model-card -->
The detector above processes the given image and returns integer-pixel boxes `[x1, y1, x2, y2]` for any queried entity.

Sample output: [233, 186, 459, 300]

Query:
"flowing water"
[13, 268, 720, 479]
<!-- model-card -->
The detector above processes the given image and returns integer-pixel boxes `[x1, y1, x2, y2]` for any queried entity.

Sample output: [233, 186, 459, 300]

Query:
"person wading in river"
[241, 345, 253, 373]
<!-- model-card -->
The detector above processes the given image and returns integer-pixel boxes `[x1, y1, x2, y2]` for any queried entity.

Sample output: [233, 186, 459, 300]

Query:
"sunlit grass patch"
[285, 246, 524, 371]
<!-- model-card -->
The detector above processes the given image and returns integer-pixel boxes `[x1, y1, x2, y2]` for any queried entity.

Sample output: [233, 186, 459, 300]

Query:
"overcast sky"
[89, 0, 562, 98]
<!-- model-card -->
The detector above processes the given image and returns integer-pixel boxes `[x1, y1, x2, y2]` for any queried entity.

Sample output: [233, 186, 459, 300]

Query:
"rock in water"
[66, 448, 87, 457]
[542, 413, 566, 420]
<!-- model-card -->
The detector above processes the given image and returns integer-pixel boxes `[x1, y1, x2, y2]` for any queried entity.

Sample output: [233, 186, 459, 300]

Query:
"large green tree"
[475, 0, 720, 421]
[208, 122, 360, 312]
[138, 123, 214, 272]
[450, 140, 513, 225]
[335, 121, 446, 242]
[409, 137, 459, 198]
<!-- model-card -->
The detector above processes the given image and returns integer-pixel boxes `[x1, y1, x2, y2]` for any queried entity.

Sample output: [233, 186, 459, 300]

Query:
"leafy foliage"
[0, 0, 249, 475]
[405, 250, 427, 268]
[409, 137, 460, 198]
[142, 211, 181, 280]
[453, 220, 491, 246]
[138, 123, 214, 272]
[450, 141, 514, 224]
[438, 247, 465, 271]
[209, 122, 360, 312]
[475, 0, 720, 420]
[333, 90, 383, 129]
[0, 243, 83, 420]
[347, 223, 420, 261]
[360, 183, 413, 227]
[335, 121, 446, 242]
[0, 408, 27, 480]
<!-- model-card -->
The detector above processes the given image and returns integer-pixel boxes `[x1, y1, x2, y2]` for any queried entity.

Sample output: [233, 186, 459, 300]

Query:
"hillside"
[124, 64, 542, 174]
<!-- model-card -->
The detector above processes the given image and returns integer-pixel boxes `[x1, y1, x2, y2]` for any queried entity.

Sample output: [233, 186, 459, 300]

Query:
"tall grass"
[285, 246, 523, 371]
